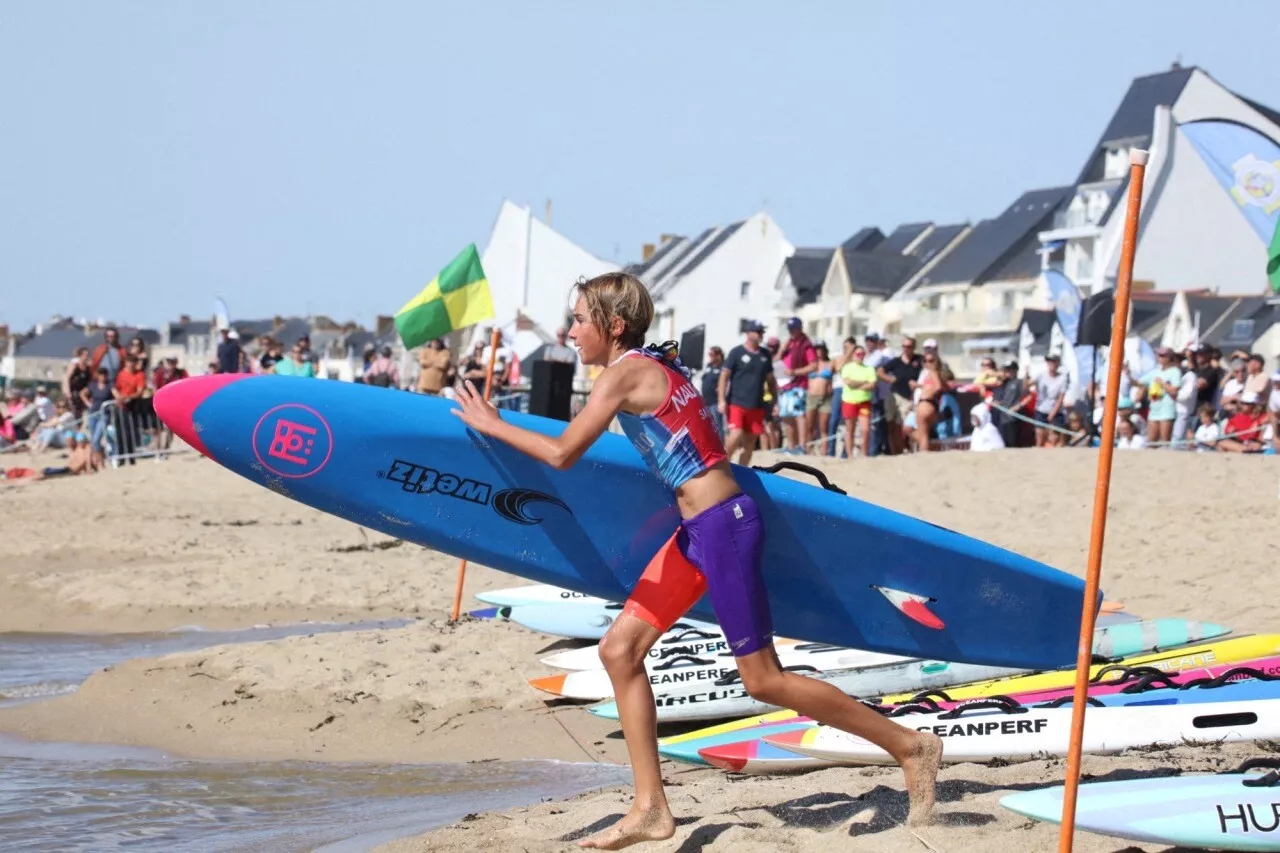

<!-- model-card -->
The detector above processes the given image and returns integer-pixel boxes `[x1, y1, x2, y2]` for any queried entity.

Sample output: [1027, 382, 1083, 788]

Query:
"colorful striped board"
[1001, 768, 1280, 851]
[699, 737, 836, 775]
[879, 635, 1280, 704]
[155, 376, 1095, 669]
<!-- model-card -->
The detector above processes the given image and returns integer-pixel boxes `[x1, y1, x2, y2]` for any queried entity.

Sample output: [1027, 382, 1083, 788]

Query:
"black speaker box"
[1077, 289, 1115, 347]
[529, 360, 575, 422]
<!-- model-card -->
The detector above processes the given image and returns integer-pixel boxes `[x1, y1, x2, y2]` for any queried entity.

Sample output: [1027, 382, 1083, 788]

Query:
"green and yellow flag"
[1268, 220, 1280, 295]
[395, 243, 494, 349]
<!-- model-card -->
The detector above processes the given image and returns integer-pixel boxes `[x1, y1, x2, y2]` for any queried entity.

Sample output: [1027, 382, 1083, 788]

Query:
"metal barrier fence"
[92, 400, 190, 468]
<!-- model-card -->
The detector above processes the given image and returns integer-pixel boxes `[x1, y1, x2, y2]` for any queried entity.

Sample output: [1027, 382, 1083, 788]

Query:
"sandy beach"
[2, 446, 1278, 851]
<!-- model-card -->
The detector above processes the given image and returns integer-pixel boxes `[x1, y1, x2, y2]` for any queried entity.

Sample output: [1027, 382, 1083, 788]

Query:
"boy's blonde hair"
[573, 272, 654, 350]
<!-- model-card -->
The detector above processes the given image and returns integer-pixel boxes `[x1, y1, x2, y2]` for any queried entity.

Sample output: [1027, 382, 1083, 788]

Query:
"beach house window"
[740, 281, 751, 300]
[1232, 319, 1254, 341]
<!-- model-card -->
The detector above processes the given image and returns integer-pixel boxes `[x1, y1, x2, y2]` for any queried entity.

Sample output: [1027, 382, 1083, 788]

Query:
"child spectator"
[1115, 416, 1146, 449]
[1193, 404, 1220, 453]
[968, 402, 1005, 452]
[1063, 410, 1091, 447]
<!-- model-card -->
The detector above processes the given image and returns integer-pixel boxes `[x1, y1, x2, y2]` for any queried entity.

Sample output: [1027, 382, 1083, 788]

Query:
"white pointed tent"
[475, 200, 619, 360]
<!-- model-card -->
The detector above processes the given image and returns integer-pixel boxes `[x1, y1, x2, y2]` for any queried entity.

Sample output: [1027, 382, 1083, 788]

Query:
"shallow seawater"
[0, 621, 411, 705]
[0, 625, 629, 852]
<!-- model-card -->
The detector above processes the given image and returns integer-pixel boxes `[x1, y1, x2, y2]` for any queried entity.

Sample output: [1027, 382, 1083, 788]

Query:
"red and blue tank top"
[614, 346, 727, 490]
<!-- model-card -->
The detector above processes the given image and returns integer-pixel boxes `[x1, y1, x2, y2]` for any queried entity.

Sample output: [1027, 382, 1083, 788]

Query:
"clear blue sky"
[3, 1, 1278, 332]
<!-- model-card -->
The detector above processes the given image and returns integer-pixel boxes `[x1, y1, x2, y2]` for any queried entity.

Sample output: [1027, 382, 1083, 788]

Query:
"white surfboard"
[535, 642, 907, 701]
[474, 583, 609, 608]
[589, 657, 1025, 723]
[766, 699, 1280, 764]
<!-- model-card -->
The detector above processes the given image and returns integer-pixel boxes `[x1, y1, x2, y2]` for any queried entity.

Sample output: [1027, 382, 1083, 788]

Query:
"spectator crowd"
[7, 320, 1276, 486]
[699, 321, 1280, 461]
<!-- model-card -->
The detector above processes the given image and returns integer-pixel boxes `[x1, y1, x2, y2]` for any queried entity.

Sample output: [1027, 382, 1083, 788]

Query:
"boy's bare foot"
[578, 805, 676, 850]
[903, 731, 943, 826]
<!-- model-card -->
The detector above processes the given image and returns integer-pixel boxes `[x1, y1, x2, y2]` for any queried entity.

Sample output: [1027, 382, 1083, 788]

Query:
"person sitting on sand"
[1193, 403, 1220, 453]
[1217, 393, 1267, 453]
[451, 273, 942, 849]
[1062, 410, 1091, 448]
[1115, 415, 1146, 450]
[968, 402, 1005, 452]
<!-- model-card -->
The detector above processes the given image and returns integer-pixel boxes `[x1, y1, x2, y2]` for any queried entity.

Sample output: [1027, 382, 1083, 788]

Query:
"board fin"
[875, 586, 945, 630]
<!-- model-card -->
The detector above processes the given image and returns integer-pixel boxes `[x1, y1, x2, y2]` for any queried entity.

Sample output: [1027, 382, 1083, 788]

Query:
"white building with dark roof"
[775, 222, 965, 347]
[879, 187, 1069, 373]
[1038, 64, 1280, 298]
[629, 212, 793, 355]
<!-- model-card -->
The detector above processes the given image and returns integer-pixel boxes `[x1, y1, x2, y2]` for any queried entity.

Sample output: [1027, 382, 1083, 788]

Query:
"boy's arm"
[452, 368, 629, 470]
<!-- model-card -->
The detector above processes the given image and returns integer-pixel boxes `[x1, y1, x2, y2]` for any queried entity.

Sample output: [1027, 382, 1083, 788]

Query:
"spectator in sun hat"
[32, 385, 55, 423]
[1219, 356, 1247, 409]
[1217, 391, 1268, 453]
[921, 338, 955, 383]
[1145, 345, 1182, 447]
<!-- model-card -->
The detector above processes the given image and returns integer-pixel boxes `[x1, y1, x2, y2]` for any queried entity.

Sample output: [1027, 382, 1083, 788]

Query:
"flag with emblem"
[394, 243, 494, 349]
[1180, 119, 1280, 295]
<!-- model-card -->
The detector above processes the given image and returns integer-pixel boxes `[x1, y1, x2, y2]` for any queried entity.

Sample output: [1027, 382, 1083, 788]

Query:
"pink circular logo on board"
[251, 403, 334, 479]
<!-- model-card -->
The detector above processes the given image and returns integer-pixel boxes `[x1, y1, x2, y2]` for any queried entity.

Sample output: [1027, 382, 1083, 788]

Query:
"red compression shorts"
[623, 531, 707, 632]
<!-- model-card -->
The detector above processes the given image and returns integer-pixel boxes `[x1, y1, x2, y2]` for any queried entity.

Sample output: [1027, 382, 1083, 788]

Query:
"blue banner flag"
[1042, 269, 1096, 388]
[1181, 120, 1280, 293]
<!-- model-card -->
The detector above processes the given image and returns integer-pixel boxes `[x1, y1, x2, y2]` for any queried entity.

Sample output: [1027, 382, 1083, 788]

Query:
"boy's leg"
[688, 494, 942, 826]
[580, 534, 706, 850]
[734, 646, 942, 825]
[581, 613, 674, 850]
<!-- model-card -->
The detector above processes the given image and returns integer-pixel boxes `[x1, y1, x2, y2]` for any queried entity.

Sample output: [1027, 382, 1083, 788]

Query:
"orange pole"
[450, 326, 504, 622]
[1057, 148, 1149, 852]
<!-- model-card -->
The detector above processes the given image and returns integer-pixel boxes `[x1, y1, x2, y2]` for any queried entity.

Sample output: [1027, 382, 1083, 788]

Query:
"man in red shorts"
[718, 320, 777, 465]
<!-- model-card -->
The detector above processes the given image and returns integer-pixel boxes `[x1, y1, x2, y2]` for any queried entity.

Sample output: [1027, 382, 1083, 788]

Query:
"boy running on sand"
[451, 273, 941, 849]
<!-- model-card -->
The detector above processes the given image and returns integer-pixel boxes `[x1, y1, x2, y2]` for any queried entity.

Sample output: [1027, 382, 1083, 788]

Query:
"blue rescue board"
[155, 376, 1097, 670]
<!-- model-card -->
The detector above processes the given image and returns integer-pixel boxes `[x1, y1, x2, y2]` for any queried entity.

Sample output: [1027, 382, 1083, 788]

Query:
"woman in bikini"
[452, 273, 942, 849]
[804, 341, 835, 456]
[914, 352, 944, 453]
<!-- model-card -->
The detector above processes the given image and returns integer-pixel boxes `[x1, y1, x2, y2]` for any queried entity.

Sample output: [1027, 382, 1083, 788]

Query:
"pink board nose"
[153, 374, 250, 457]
